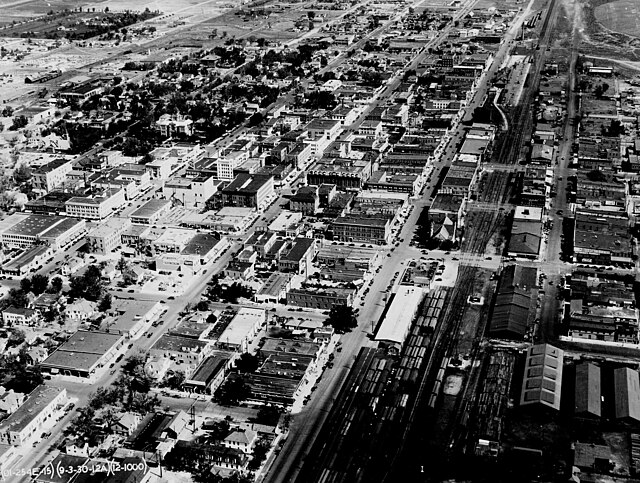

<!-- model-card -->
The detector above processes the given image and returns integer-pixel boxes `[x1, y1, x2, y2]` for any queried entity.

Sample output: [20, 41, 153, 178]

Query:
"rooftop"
[130, 199, 171, 219]
[0, 385, 65, 434]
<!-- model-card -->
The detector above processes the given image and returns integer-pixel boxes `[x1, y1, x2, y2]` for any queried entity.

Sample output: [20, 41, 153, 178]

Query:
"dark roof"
[489, 289, 531, 337]
[221, 174, 273, 195]
[281, 237, 315, 263]
[500, 264, 537, 293]
[575, 362, 601, 417]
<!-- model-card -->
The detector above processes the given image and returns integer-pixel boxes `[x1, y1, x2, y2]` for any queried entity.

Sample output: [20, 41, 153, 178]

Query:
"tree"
[162, 370, 186, 390]
[6, 329, 25, 349]
[13, 162, 31, 183]
[9, 115, 27, 131]
[235, 353, 259, 373]
[326, 305, 357, 333]
[307, 10, 316, 19]
[196, 300, 209, 311]
[19, 278, 32, 294]
[248, 112, 263, 127]
[7, 288, 28, 308]
[50, 276, 63, 293]
[30, 274, 49, 295]
[216, 376, 251, 406]
[69, 264, 104, 301]
[256, 405, 281, 426]
[98, 293, 112, 312]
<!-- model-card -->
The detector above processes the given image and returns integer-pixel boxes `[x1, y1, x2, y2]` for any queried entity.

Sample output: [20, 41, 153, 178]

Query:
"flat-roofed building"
[614, 367, 640, 422]
[375, 286, 423, 352]
[332, 215, 391, 245]
[366, 171, 421, 195]
[217, 308, 265, 352]
[268, 211, 303, 238]
[0, 213, 86, 250]
[102, 299, 162, 340]
[316, 245, 380, 271]
[574, 362, 601, 418]
[150, 335, 213, 367]
[86, 217, 131, 254]
[41, 330, 125, 378]
[244, 231, 277, 259]
[163, 175, 221, 209]
[1, 245, 53, 276]
[220, 174, 275, 211]
[255, 272, 292, 304]
[0, 385, 67, 446]
[65, 188, 126, 220]
[182, 353, 231, 395]
[32, 158, 74, 194]
[286, 287, 355, 310]
[306, 157, 373, 190]
[278, 237, 317, 277]
[130, 199, 172, 225]
[91, 164, 151, 201]
[520, 344, 564, 411]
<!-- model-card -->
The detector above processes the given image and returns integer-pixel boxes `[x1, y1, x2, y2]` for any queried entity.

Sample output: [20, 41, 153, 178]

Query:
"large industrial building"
[375, 286, 424, 352]
[519, 343, 563, 411]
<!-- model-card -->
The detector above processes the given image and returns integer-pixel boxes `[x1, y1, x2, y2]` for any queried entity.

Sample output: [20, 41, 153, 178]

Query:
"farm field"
[595, 0, 640, 37]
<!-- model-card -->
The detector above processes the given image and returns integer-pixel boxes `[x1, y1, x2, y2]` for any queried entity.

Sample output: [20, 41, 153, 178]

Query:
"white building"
[0, 385, 67, 446]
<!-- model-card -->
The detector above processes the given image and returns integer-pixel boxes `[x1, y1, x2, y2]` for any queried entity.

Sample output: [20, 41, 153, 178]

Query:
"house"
[64, 299, 97, 321]
[112, 412, 142, 437]
[0, 388, 25, 415]
[222, 429, 257, 454]
[2, 307, 37, 326]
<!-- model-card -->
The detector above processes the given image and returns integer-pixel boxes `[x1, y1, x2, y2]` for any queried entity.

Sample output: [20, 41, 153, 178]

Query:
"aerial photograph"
[0, 0, 638, 480]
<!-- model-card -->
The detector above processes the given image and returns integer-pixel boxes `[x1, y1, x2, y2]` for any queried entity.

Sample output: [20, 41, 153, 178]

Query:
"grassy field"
[595, 0, 640, 37]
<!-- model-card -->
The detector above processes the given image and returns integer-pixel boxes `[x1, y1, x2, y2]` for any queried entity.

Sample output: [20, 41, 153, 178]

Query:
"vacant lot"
[595, 0, 640, 37]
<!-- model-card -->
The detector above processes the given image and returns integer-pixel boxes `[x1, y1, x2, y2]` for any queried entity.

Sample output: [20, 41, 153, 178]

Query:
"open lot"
[595, 0, 640, 37]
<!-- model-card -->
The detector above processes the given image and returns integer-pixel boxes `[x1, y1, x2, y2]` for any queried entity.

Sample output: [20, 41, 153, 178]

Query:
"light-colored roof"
[218, 308, 264, 346]
[375, 286, 423, 346]
[224, 429, 257, 445]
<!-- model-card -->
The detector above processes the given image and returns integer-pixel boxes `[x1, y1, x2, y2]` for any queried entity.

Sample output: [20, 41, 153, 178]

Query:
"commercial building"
[86, 217, 131, 254]
[375, 286, 424, 352]
[520, 344, 563, 411]
[217, 308, 265, 352]
[290, 186, 319, 215]
[149, 335, 213, 369]
[1, 245, 53, 276]
[614, 367, 640, 423]
[365, 171, 421, 195]
[574, 362, 601, 418]
[286, 287, 355, 309]
[0, 385, 67, 446]
[0, 213, 86, 250]
[255, 272, 292, 304]
[91, 164, 151, 201]
[65, 188, 126, 220]
[102, 299, 162, 340]
[268, 211, 304, 238]
[489, 264, 537, 339]
[41, 330, 125, 378]
[220, 174, 275, 211]
[163, 175, 221, 209]
[182, 353, 231, 395]
[31, 158, 74, 194]
[130, 199, 172, 225]
[278, 237, 317, 277]
[306, 157, 373, 190]
[332, 215, 392, 245]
